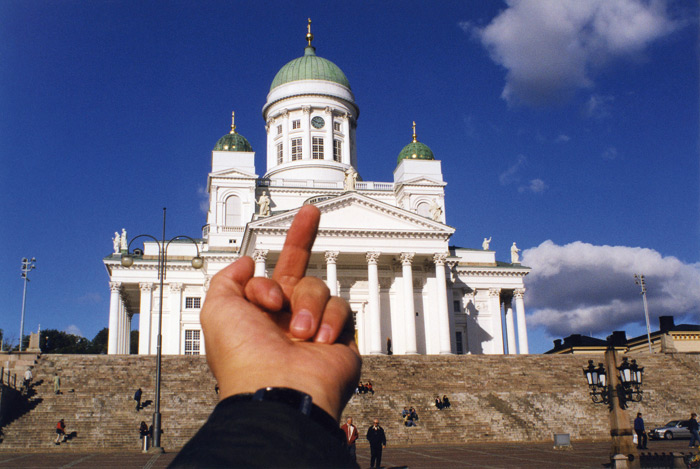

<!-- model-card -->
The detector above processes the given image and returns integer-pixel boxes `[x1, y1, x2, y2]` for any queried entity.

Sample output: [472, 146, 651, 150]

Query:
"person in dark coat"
[634, 412, 647, 449]
[134, 388, 142, 411]
[689, 413, 699, 448]
[366, 418, 386, 469]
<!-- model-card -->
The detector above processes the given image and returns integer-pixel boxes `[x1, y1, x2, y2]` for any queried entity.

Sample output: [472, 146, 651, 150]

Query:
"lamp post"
[19, 257, 37, 352]
[121, 208, 203, 451]
[634, 274, 652, 353]
[583, 339, 644, 468]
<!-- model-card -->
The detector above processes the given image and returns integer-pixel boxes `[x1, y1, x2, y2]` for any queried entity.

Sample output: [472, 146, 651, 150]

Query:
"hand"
[201, 205, 362, 421]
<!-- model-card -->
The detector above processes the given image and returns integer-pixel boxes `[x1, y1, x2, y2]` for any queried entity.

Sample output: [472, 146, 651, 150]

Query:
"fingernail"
[316, 324, 332, 343]
[291, 309, 313, 334]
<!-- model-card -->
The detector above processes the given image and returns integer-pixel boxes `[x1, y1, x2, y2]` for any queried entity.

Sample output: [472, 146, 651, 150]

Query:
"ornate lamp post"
[583, 338, 644, 468]
[19, 257, 37, 352]
[121, 208, 203, 451]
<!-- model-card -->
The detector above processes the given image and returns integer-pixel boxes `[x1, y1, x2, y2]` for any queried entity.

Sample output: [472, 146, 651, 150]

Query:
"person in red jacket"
[54, 419, 66, 445]
[340, 417, 358, 463]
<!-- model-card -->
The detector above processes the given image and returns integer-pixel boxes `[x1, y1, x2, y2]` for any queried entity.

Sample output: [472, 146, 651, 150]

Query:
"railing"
[257, 178, 394, 191]
[0, 367, 18, 389]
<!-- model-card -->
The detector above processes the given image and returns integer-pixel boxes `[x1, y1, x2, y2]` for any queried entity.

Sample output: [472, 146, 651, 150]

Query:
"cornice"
[455, 268, 529, 278]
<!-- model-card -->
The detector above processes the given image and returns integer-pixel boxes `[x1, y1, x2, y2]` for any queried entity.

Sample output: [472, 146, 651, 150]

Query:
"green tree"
[42, 329, 90, 354]
[88, 328, 109, 354]
[130, 330, 139, 355]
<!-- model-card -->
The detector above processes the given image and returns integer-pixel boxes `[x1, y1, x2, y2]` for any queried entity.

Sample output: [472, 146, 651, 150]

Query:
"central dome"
[270, 45, 351, 91]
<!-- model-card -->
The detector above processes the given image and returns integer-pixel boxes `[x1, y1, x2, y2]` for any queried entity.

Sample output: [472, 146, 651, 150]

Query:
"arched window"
[225, 195, 241, 226]
[416, 201, 431, 218]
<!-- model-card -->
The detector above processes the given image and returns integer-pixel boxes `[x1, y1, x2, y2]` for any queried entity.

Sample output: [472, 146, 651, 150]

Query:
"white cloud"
[499, 154, 527, 185]
[65, 325, 84, 337]
[602, 146, 619, 160]
[555, 134, 570, 143]
[522, 240, 700, 338]
[518, 178, 548, 193]
[463, 0, 680, 106]
[584, 94, 615, 119]
[198, 186, 209, 214]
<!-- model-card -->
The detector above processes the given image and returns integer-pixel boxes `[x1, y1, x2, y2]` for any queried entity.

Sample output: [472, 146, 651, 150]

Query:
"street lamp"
[634, 274, 652, 353]
[121, 208, 203, 451]
[582, 336, 645, 467]
[19, 257, 37, 352]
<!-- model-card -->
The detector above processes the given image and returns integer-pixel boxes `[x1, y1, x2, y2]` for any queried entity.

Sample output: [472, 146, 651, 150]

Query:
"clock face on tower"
[311, 116, 325, 129]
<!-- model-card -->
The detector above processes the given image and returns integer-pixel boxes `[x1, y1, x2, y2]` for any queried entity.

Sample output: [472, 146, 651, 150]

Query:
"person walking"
[634, 412, 647, 449]
[54, 419, 66, 445]
[689, 413, 699, 448]
[53, 373, 60, 395]
[134, 388, 142, 411]
[366, 418, 386, 469]
[340, 417, 358, 463]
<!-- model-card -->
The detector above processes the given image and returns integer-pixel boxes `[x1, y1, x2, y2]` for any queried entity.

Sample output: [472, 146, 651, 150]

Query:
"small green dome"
[397, 141, 434, 163]
[270, 46, 350, 91]
[214, 131, 252, 152]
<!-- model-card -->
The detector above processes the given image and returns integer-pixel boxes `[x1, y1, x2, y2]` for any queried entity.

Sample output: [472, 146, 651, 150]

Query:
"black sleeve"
[170, 396, 358, 469]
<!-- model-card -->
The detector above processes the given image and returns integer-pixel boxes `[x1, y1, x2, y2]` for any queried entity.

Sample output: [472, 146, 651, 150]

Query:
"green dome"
[270, 46, 350, 91]
[397, 141, 435, 164]
[214, 131, 253, 152]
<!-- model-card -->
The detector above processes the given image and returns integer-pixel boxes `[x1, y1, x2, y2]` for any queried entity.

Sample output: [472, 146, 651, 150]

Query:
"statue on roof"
[257, 192, 271, 217]
[430, 199, 442, 221]
[482, 237, 492, 250]
[113, 232, 121, 254]
[344, 167, 357, 191]
[511, 242, 521, 264]
[120, 229, 128, 252]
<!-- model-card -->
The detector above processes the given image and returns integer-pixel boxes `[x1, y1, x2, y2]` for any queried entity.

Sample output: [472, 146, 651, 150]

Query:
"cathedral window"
[333, 139, 342, 162]
[453, 300, 461, 313]
[334, 121, 341, 132]
[456, 331, 464, 354]
[224, 195, 241, 226]
[276, 143, 283, 164]
[292, 119, 301, 130]
[277, 124, 282, 135]
[312, 137, 324, 159]
[185, 297, 201, 309]
[291, 138, 302, 161]
[184, 330, 201, 355]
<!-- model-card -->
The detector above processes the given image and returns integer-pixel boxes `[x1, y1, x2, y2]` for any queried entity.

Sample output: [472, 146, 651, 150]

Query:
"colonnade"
[498, 288, 529, 354]
[107, 281, 131, 354]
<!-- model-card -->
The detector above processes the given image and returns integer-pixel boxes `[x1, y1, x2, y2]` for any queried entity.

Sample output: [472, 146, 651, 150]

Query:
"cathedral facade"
[104, 26, 530, 357]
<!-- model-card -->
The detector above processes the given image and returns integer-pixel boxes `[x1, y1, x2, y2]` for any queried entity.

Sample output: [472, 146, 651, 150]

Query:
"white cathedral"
[104, 24, 530, 357]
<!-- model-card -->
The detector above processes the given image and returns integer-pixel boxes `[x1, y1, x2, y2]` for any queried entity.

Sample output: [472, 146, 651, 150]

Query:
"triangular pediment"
[240, 192, 455, 254]
[209, 168, 258, 179]
[396, 176, 446, 186]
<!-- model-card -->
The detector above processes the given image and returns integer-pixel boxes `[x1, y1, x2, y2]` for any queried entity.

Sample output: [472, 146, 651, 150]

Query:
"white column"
[400, 253, 417, 354]
[253, 249, 269, 277]
[108, 282, 121, 355]
[138, 283, 153, 355]
[282, 110, 289, 163]
[168, 283, 183, 355]
[488, 288, 504, 354]
[325, 251, 339, 296]
[118, 299, 126, 354]
[302, 106, 311, 160]
[366, 252, 382, 354]
[505, 301, 517, 355]
[433, 253, 452, 354]
[126, 313, 133, 353]
[514, 288, 529, 354]
[342, 113, 351, 165]
[324, 107, 333, 161]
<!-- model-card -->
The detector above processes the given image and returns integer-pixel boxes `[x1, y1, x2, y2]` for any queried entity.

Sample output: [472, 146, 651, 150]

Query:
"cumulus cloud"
[462, 0, 680, 106]
[519, 178, 548, 193]
[499, 154, 527, 185]
[65, 325, 84, 337]
[522, 240, 700, 338]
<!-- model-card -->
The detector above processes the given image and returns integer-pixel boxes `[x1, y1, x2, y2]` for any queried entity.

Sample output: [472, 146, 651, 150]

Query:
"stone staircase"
[1, 353, 698, 451]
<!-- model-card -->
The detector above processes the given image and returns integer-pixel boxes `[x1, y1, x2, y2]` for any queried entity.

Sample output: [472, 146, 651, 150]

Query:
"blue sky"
[1, 1, 698, 354]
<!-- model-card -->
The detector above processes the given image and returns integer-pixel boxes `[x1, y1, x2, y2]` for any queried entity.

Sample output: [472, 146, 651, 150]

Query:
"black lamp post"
[121, 208, 203, 451]
[582, 339, 645, 467]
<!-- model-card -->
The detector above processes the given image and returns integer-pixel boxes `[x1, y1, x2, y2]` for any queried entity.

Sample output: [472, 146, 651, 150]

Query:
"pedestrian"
[634, 412, 647, 449]
[366, 418, 386, 469]
[689, 413, 700, 448]
[134, 388, 142, 411]
[386, 337, 392, 355]
[340, 417, 358, 463]
[139, 421, 149, 446]
[435, 396, 443, 410]
[54, 419, 66, 445]
[23, 368, 32, 393]
[53, 373, 60, 395]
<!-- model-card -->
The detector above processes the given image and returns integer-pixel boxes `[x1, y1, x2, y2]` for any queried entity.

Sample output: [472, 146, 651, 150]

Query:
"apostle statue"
[257, 192, 271, 217]
[511, 242, 521, 264]
[113, 232, 121, 254]
[429, 199, 442, 221]
[482, 237, 492, 250]
[120, 229, 128, 252]
[343, 167, 357, 191]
